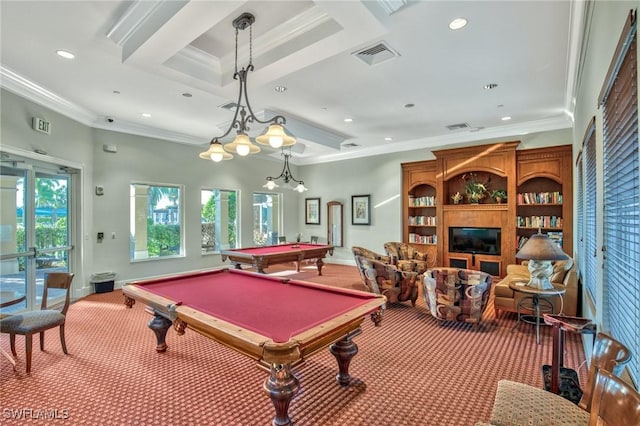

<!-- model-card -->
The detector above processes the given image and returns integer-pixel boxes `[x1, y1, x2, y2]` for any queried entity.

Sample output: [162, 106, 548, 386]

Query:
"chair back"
[41, 272, 74, 315]
[310, 236, 319, 244]
[579, 332, 632, 411]
[588, 368, 640, 426]
[278, 236, 286, 243]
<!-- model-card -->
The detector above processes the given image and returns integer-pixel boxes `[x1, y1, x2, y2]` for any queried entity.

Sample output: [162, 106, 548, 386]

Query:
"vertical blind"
[601, 9, 638, 386]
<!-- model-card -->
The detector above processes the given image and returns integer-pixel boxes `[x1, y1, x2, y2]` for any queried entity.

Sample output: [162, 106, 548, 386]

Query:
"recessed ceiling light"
[141, 113, 152, 118]
[449, 18, 468, 30]
[384, 137, 393, 141]
[484, 83, 498, 90]
[182, 93, 193, 98]
[344, 118, 353, 122]
[501, 116, 512, 121]
[274, 86, 287, 93]
[56, 50, 75, 59]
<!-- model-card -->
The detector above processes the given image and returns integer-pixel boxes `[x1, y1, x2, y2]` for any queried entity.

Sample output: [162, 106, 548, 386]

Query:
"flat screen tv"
[449, 227, 501, 255]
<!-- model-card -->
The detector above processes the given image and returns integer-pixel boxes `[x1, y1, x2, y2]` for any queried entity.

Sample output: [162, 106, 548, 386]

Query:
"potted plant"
[462, 173, 489, 203]
[451, 192, 463, 204]
[490, 189, 507, 203]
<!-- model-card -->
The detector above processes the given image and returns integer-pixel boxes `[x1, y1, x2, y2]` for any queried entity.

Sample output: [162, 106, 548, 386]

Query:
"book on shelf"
[517, 191, 563, 205]
[408, 195, 436, 207]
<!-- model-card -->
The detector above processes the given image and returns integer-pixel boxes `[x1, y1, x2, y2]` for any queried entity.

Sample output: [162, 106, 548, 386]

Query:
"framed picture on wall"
[305, 197, 321, 225]
[351, 194, 371, 225]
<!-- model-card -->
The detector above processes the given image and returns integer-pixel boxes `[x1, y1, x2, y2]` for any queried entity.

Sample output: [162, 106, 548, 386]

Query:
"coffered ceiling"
[0, 1, 581, 164]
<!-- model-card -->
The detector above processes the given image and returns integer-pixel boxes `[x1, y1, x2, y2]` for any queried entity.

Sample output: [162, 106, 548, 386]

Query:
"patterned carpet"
[0, 264, 587, 425]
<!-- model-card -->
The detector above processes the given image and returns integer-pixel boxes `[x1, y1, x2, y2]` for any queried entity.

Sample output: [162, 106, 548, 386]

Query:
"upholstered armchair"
[364, 258, 419, 306]
[352, 246, 390, 283]
[423, 268, 493, 327]
[383, 242, 434, 274]
[352, 247, 418, 306]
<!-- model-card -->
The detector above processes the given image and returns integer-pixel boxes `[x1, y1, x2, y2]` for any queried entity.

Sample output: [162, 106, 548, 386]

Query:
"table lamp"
[516, 231, 569, 290]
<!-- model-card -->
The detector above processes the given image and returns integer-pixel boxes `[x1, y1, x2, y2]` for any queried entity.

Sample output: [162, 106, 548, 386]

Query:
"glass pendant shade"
[199, 140, 233, 162]
[294, 183, 308, 192]
[255, 124, 296, 148]
[224, 133, 260, 156]
[263, 178, 279, 189]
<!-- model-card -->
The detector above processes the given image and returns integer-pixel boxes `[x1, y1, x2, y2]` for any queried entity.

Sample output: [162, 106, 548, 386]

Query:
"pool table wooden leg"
[330, 329, 361, 386]
[264, 363, 300, 426]
[316, 257, 324, 275]
[147, 313, 172, 353]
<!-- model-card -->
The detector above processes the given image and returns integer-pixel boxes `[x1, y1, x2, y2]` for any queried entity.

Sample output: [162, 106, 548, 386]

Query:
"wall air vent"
[446, 123, 471, 131]
[352, 41, 400, 66]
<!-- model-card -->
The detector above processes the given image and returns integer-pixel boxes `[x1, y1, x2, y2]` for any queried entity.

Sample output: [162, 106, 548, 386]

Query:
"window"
[575, 150, 584, 280]
[130, 183, 183, 260]
[600, 10, 638, 385]
[583, 121, 598, 304]
[252, 192, 282, 246]
[201, 189, 239, 253]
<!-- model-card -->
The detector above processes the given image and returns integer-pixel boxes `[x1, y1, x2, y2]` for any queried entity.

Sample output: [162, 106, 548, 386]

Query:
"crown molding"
[1, 65, 205, 146]
[297, 115, 573, 165]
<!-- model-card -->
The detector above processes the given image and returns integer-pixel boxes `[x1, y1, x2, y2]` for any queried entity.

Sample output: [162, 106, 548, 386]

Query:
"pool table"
[123, 268, 385, 426]
[220, 243, 334, 275]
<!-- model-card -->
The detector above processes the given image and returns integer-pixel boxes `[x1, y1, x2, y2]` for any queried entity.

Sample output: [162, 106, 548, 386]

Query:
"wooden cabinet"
[401, 142, 572, 278]
[402, 160, 437, 267]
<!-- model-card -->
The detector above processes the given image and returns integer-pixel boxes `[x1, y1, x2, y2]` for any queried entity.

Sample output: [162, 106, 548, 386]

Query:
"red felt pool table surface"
[128, 268, 377, 343]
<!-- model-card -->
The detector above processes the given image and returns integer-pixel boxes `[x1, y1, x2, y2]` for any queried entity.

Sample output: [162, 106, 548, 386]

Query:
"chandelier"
[199, 13, 296, 162]
[263, 150, 308, 192]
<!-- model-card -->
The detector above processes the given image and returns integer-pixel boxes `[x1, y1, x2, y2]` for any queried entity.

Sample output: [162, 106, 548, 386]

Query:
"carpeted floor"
[0, 263, 587, 425]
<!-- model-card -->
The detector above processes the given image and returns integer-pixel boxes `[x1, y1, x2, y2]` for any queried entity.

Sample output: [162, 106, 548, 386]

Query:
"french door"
[0, 157, 73, 313]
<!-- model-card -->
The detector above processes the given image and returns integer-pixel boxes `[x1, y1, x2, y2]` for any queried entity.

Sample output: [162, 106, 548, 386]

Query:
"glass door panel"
[0, 158, 71, 312]
[0, 164, 28, 313]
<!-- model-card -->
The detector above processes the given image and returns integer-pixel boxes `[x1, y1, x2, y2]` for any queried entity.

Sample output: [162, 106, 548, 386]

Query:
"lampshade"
[255, 124, 296, 148]
[516, 232, 568, 261]
[223, 133, 260, 156]
[198, 140, 233, 162]
[262, 178, 279, 190]
[294, 183, 308, 192]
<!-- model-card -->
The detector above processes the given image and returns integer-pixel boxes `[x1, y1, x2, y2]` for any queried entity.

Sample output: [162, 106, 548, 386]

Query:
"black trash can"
[90, 272, 116, 294]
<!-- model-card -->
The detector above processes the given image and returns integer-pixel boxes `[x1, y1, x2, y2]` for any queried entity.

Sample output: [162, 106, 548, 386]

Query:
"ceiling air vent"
[446, 123, 471, 131]
[352, 41, 399, 66]
[219, 101, 238, 111]
[342, 142, 360, 148]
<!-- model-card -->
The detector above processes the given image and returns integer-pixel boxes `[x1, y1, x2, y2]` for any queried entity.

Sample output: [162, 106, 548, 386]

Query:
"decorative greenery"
[490, 189, 507, 202]
[462, 173, 490, 203]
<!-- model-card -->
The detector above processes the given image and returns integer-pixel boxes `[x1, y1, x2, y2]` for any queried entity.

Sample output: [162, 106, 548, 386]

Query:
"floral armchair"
[352, 246, 418, 306]
[423, 268, 493, 327]
[383, 242, 434, 274]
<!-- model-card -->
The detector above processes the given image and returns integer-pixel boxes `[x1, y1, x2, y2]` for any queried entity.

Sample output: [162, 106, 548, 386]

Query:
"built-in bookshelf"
[402, 160, 438, 268]
[401, 143, 572, 277]
[406, 185, 437, 246]
[516, 145, 573, 257]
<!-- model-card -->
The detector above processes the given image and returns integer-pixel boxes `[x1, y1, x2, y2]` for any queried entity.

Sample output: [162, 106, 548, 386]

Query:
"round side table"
[509, 282, 566, 344]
